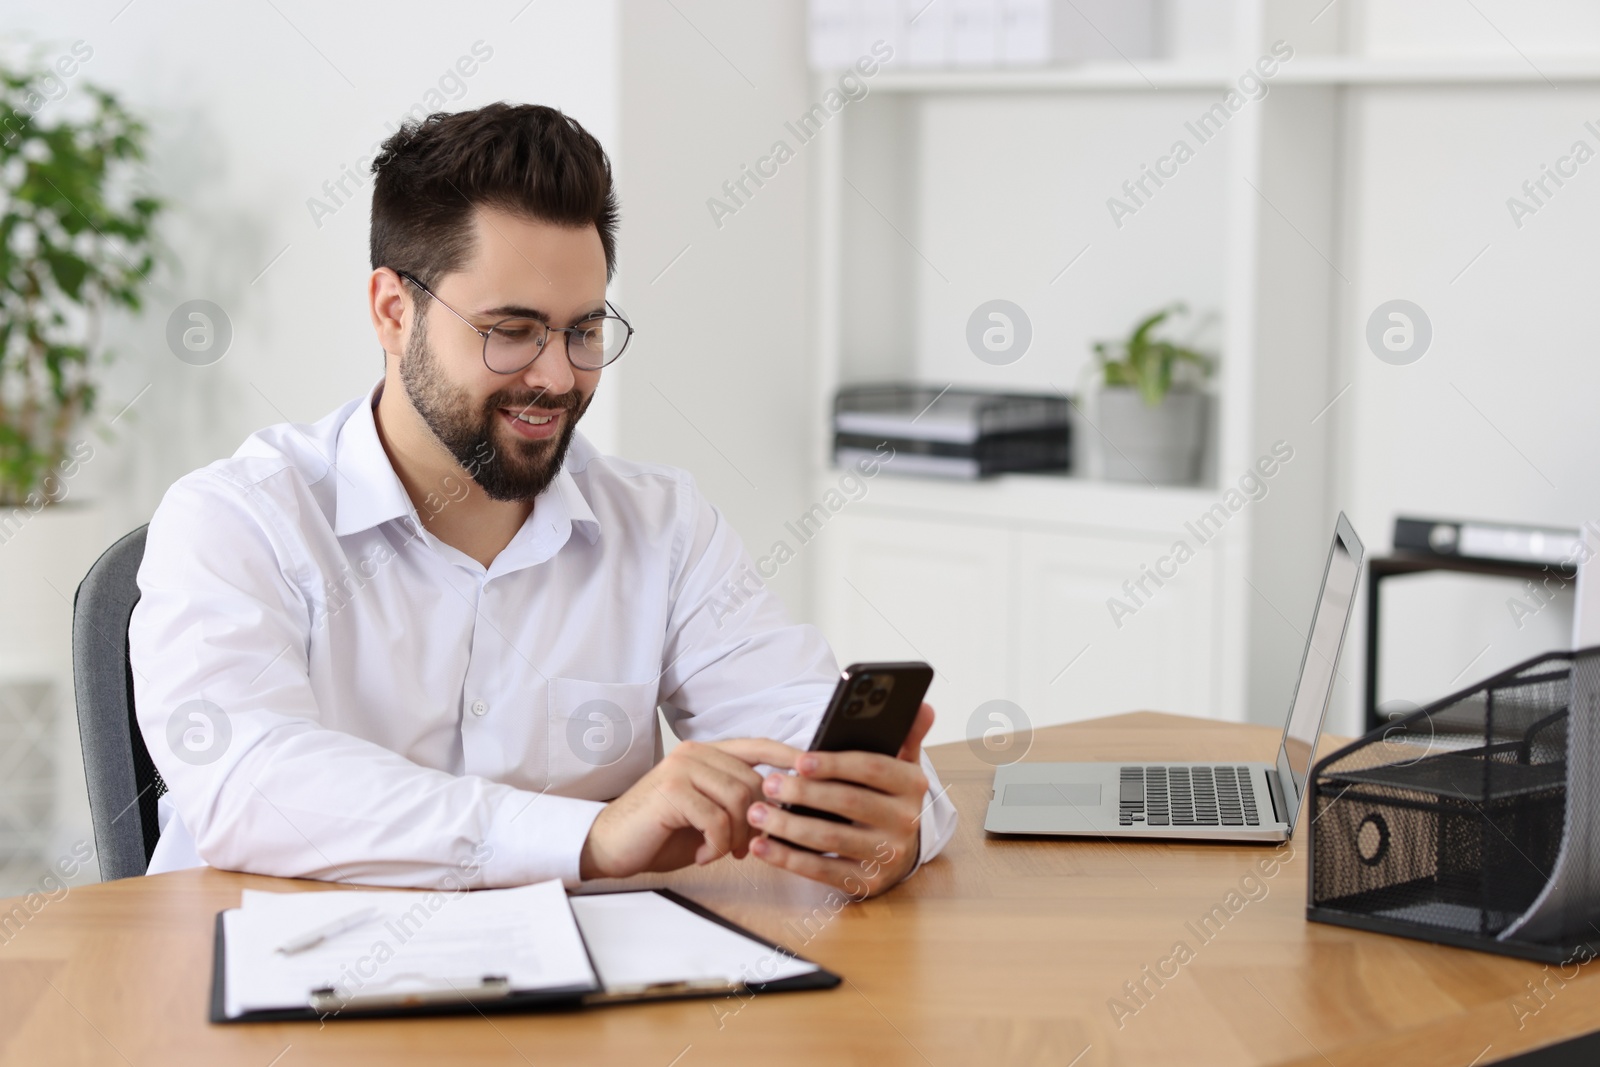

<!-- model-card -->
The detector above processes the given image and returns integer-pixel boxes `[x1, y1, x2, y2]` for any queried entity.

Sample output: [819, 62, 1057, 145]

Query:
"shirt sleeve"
[654, 475, 958, 873]
[130, 469, 602, 890]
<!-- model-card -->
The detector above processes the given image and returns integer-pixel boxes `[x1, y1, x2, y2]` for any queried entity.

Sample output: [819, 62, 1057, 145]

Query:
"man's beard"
[400, 322, 590, 502]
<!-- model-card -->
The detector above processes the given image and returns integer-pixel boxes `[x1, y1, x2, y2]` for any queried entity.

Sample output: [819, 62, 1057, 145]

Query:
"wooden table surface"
[2, 712, 1597, 1066]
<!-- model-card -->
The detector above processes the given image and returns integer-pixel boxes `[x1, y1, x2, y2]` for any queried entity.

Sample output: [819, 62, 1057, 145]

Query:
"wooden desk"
[3, 713, 1597, 1066]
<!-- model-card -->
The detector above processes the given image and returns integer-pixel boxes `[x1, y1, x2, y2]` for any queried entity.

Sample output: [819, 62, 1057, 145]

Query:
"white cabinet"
[1013, 529, 1218, 728]
[815, 512, 1009, 746]
[813, 477, 1231, 747]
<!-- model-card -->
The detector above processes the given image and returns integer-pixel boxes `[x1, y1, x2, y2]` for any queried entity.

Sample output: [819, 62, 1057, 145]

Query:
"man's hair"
[368, 103, 618, 286]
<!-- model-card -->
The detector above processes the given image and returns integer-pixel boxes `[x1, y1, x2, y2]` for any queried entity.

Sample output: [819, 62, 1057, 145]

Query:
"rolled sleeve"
[909, 751, 958, 877]
[481, 792, 606, 889]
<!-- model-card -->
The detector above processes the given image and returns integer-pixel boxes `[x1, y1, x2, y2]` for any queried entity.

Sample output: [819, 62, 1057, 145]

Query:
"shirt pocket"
[546, 677, 662, 798]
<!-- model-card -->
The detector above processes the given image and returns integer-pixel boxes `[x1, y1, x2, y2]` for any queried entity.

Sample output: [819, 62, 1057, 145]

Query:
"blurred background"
[2, 0, 1598, 893]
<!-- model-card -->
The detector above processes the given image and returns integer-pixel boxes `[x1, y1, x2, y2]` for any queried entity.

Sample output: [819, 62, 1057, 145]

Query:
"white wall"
[614, 0, 818, 618]
[908, 91, 1230, 394]
[1352, 0, 1600, 56]
[1328, 76, 1600, 733]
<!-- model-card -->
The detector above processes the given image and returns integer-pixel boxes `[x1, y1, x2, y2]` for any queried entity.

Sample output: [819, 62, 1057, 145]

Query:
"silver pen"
[275, 905, 380, 955]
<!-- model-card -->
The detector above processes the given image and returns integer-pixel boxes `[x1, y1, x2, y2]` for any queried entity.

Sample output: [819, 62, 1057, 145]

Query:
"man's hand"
[746, 702, 935, 898]
[578, 737, 800, 880]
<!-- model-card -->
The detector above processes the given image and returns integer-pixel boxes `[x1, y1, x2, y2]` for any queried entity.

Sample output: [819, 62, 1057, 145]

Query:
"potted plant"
[0, 58, 160, 512]
[0, 55, 161, 754]
[1083, 303, 1214, 486]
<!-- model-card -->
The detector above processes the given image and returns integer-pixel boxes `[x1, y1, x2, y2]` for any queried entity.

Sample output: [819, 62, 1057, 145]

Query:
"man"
[131, 103, 957, 897]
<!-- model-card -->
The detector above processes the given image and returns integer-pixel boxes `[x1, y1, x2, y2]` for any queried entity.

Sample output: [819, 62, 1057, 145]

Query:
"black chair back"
[71, 525, 164, 880]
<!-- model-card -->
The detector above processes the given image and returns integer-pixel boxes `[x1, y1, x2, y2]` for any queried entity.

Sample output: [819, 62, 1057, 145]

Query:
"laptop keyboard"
[1118, 766, 1261, 827]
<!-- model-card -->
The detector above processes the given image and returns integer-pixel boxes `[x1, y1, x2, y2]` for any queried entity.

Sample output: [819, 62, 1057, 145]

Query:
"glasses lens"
[568, 316, 630, 370]
[484, 320, 547, 373]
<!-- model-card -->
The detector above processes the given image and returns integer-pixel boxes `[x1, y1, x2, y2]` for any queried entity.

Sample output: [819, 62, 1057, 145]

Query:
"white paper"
[570, 892, 818, 991]
[1053, 0, 1158, 63]
[856, 0, 901, 63]
[808, 0, 858, 69]
[905, 0, 951, 67]
[950, 0, 998, 66]
[223, 880, 596, 1018]
[999, 0, 1051, 65]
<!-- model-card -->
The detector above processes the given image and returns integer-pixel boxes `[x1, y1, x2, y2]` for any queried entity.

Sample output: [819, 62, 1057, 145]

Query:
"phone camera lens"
[846, 699, 865, 716]
[867, 688, 887, 705]
[852, 676, 873, 695]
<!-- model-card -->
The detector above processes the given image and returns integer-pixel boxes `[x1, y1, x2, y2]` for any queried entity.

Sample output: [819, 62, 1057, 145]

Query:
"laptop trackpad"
[1003, 783, 1102, 807]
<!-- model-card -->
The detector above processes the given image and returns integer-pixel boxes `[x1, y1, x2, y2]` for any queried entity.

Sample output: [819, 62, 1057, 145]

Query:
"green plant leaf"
[1091, 302, 1214, 407]
[0, 56, 163, 503]
[43, 248, 90, 300]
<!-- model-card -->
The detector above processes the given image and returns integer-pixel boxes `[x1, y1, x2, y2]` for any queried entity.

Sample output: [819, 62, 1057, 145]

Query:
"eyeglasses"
[393, 269, 634, 374]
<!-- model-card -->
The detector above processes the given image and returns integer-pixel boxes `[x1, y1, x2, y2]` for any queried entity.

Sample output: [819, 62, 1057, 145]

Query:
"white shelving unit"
[804, 0, 1600, 747]
[866, 56, 1600, 93]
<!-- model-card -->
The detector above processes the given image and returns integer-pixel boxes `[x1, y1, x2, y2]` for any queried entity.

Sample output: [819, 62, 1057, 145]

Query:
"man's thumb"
[898, 702, 936, 763]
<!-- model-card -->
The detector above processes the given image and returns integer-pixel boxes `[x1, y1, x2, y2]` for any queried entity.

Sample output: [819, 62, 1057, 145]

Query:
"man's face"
[400, 206, 608, 501]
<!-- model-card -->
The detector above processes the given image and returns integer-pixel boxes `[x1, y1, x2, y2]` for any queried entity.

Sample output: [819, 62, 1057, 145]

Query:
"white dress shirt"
[130, 384, 957, 888]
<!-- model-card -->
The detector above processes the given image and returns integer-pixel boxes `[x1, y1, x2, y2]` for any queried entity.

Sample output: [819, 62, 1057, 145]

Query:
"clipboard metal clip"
[586, 978, 741, 1005]
[310, 974, 511, 1014]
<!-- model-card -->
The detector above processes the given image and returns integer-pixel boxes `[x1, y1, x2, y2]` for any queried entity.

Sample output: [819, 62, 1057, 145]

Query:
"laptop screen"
[1277, 515, 1364, 827]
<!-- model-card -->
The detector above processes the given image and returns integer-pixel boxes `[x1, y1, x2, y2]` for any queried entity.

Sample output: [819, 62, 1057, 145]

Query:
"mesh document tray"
[1307, 648, 1600, 963]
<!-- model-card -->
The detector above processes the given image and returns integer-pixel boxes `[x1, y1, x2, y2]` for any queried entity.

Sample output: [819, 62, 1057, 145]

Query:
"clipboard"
[209, 887, 840, 1023]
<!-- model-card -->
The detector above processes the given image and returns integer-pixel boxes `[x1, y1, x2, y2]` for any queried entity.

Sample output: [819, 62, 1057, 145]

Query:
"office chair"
[71, 524, 164, 881]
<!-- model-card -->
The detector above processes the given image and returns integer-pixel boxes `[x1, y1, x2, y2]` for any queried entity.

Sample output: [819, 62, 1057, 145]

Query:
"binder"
[1393, 515, 1581, 568]
[210, 886, 839, 1023]
[832, 384, 1072, 478]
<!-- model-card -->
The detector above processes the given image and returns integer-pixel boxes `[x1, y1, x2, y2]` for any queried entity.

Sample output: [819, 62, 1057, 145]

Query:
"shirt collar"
[556, 464, 601, 546]
[333, 381, 602, 548]
[333, 382, 418, 537]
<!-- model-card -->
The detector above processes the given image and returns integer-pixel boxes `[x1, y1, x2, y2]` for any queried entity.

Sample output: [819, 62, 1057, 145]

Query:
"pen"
[275, 905, 380, 955]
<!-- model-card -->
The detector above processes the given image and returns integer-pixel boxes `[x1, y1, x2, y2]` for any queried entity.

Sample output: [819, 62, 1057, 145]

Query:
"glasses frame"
[392, 269, 634, 374]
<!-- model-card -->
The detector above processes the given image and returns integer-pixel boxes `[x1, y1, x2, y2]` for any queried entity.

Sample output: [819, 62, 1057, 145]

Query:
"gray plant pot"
[1094, 388, 1209, 486]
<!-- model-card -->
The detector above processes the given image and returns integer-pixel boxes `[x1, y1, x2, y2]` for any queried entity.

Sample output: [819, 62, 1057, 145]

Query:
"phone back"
[811, 662, 934, 756]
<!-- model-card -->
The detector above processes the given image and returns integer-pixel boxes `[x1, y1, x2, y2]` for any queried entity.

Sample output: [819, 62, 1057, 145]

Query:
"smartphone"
[778, 661, 934, 831]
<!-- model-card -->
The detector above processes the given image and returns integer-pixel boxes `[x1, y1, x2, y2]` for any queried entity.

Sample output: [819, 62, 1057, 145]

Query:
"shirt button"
[470, 700, 488, 717]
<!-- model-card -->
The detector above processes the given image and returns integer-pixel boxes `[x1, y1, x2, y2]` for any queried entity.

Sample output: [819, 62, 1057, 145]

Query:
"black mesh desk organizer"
[1307, 647, 1600, 963]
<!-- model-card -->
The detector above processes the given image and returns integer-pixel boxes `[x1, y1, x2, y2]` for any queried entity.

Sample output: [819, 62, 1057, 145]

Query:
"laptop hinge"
[1266, 769, 1288, 827]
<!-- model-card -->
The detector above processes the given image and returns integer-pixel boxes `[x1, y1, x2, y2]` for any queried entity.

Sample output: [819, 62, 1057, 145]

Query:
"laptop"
[984, 513, 1364, 843]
